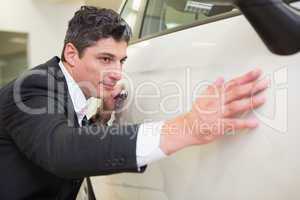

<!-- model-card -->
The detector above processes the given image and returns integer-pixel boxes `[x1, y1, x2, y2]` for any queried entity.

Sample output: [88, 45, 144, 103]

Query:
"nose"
[108, 63, 122, 81]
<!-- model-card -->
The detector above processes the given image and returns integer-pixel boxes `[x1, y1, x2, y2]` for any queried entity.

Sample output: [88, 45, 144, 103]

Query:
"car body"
[90, 1, 300, 199]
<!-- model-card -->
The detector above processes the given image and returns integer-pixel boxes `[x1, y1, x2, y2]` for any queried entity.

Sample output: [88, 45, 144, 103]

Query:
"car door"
[91, 1, 300, 199]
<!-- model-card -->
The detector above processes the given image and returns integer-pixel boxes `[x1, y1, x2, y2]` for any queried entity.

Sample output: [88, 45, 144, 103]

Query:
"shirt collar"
[59, 61, 88, 125]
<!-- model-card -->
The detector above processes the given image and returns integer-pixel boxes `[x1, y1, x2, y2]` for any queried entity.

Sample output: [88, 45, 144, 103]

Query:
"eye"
[100, 57, 112, 64]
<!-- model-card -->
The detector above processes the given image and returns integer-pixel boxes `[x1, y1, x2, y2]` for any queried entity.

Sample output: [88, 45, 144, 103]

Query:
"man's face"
[67, 37, 128, 98]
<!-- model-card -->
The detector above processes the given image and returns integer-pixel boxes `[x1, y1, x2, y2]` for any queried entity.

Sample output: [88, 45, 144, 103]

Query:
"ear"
[63, 43, 80, 67]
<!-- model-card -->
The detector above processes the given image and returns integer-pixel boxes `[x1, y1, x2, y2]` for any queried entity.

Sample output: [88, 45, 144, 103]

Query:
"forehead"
[86, 37, 128, 57]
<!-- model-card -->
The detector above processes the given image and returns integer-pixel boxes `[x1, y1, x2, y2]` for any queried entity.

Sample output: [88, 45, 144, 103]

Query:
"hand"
[90, 84, 124, 125]
[160, 68, 269, 155]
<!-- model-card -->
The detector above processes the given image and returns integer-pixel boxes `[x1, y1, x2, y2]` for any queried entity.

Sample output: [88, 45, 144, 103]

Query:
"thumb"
[214, 77, 225, 86]
[111, 84, 124, 98]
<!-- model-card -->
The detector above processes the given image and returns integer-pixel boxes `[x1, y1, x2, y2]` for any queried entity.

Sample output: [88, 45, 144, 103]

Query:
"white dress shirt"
[59, 61, 166, 167]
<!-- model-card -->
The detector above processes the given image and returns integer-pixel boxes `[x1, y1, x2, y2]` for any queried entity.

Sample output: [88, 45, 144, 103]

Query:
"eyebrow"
[121, 56, 128, 62]
[97, 53, 127, 61]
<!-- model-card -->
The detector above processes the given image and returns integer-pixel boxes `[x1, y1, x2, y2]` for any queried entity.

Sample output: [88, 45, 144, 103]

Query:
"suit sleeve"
[3, 93, 145, 179]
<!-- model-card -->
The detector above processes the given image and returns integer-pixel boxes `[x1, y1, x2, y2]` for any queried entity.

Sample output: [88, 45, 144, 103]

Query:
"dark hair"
[61, 6, 132, 62]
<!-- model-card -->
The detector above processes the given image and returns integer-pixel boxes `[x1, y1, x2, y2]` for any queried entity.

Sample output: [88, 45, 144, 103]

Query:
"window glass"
[140, 0, 234, 38]
[121, 0, 148, 40]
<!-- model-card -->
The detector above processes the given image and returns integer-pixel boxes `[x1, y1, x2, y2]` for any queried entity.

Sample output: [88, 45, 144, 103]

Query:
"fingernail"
[214, 77, 224, 85]
[252, 68, 262, 76]
[257, 78, 270, 90]
[255, 95, 266, 103]
[248, 118, 259, 128]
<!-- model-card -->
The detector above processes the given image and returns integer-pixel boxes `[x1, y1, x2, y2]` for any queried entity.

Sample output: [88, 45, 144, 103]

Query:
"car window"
[140, 0, 234, 38]
[121, 0, 299, 41]
[121, 0, 148, 40]
[121, 0, 235, 40]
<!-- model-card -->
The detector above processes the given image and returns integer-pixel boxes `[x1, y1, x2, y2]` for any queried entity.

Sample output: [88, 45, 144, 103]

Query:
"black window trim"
[121, 0, 149, 41]
[138, 0, 151, 39]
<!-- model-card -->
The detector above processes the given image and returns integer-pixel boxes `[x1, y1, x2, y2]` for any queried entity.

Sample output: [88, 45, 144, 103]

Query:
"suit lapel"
[45, 57, 80, 128]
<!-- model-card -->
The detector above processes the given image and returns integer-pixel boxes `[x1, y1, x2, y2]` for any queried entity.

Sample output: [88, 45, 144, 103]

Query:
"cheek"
[83, 62, 99, 80]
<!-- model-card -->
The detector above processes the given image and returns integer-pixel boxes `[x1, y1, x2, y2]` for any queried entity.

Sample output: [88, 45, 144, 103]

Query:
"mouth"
[99, 81, 115, 90]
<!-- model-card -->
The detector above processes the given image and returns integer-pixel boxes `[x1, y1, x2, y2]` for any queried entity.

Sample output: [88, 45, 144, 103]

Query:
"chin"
[95, 84, 113, 99]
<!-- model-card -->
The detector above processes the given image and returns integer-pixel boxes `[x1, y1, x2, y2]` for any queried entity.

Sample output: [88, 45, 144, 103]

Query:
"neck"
[62, 61, 74, 79]
[62, 61, 89, 98]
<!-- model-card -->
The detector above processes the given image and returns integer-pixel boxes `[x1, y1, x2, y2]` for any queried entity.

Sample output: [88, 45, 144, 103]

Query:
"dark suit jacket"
[0, 57, 144, 199]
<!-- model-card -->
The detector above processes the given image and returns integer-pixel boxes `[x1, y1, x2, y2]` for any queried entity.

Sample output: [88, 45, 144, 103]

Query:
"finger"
[222, 94, 266, 118]
[223, 118, 259, 133]
[225, 78, 269, 104]
[111, 84, 124, 98]
[225, 68, 262, 92]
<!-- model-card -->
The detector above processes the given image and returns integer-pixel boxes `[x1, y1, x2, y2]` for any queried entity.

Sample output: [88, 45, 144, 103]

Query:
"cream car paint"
[90, 12, 300, 200]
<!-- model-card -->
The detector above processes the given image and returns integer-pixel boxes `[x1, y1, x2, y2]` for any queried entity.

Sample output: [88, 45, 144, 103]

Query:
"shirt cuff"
[136, 121, 167, 168]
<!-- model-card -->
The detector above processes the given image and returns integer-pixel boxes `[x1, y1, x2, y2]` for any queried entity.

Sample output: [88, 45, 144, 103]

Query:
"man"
[0, 6, 268, 200]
